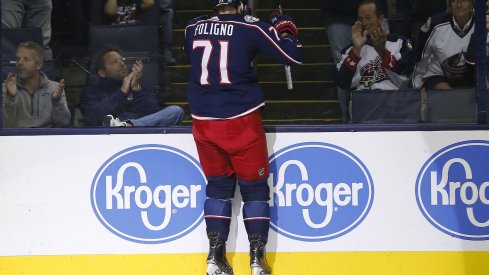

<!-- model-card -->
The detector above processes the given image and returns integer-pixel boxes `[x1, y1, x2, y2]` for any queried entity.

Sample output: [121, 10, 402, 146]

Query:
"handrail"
[2, 123, 489, 137]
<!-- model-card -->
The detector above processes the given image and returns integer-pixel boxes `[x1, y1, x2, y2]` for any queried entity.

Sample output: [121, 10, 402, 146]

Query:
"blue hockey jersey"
[184, 14, 303, 119]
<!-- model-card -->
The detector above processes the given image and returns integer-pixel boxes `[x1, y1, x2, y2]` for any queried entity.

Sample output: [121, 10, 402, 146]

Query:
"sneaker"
[102, 115, 114, 127]
[249, 234, 271, 275]
[206, 232, 233, 275]
[112, 118, 129, 127]
[102, 115, 129, 127]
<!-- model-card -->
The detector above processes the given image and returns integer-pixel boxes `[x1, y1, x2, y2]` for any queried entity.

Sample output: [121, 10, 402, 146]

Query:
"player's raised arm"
[253, 11, 303, 66]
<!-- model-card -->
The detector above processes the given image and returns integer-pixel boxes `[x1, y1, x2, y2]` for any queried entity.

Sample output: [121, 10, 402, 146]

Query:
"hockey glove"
[270, 10, 298, 38]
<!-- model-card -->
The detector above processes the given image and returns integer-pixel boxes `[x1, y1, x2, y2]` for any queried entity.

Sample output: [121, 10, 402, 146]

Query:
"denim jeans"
[159, 0, 174, 55]
[129, 105, 184, 127]
[1, 0, 53, 60]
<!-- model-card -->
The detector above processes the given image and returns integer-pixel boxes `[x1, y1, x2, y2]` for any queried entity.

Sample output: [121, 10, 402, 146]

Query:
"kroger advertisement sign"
[268, 142, 374, 241]
[2, 132, 489, 257]
[416, 140, 489, 240]
[91, 144, 207, 244]
[91, 142, 375, 244]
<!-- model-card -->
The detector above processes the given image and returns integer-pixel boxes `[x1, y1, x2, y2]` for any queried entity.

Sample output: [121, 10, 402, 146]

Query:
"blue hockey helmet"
[210, 0, 248, 9]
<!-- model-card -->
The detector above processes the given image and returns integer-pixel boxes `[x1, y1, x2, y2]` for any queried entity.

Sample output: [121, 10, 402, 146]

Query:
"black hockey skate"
[206, 232, 233, 275]
[249, 234, 271, 275]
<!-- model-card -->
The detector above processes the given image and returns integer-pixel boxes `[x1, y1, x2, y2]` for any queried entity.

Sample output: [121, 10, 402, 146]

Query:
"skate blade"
[251, 265, 270, 275]
[207, 263, 232, 275]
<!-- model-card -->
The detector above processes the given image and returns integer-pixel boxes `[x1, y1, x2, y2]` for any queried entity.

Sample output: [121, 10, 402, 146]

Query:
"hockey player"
[411, 0, 475, 89]
[333, 0, 414, 91]
[184, 1, 303, 274]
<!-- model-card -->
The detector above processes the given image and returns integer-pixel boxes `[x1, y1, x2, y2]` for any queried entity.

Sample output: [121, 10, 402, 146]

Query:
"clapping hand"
[4, 73, 17, 97]
[369, 27, 387, 57]
[52, 79, 65, 100]
[122, 71, 135, 94]
[130, 60, 143, 91]
[352, 21, 367, 56]
[369, 27, 387, 48]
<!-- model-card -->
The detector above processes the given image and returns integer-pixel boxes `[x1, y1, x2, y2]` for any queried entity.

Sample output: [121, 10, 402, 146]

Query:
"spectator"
[104, 0, 155, 25]
[160, 0, 176, 64]
[79, 45, 184, 127]
[412, 0, 475, 90]
[333, 0, 414, 91]
[1, 0, 53, 60]
[184, 1, 302, 274]
[322, 0, 388, 122]
[409, 0, 447, 41]
[2, 42, 71, 128]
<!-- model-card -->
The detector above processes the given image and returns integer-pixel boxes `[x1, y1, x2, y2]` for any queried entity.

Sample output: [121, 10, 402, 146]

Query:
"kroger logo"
[91, 144, 206, 244]
[416, 140, 489, 240]
[268, 142, 374, 241]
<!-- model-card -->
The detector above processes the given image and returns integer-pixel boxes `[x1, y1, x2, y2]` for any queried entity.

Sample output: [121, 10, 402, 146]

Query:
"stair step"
[163, 81, 338, 102]
[165, 101, 342, 125]
[261, 101, 341, 120]
[174, 0, 321, 10]
[253, 0, 321, 9]
[168, 0, 341, 124]
[255, 63, 332, 81]
[170, 44, 332, 65]
[174, 9, 323, 29]
[172, 27, 328, 48]
[164, 63, 334, 83]
[256, 45, 333, 64]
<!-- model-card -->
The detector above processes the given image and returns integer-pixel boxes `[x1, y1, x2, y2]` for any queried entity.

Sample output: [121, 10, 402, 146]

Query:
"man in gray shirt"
[2, 41, 71, 128]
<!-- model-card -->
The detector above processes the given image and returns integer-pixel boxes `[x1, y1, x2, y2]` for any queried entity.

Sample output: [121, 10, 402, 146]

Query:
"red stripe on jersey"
[382, 49, 397, 70]
[344, 50, 361, 71]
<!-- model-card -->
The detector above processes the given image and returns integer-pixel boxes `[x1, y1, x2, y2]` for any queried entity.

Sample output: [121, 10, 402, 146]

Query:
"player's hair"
[214, 1, 242, 13]
[94, 44, 124, 71]
[17, 41, 45, 65]
[358, 0, 385, 17]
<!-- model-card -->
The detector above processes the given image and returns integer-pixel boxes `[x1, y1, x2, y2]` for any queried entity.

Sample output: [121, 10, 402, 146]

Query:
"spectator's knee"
[169, 105, 185, 123]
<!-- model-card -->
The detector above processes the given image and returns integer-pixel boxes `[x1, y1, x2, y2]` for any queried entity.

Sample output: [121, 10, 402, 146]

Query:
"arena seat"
[426, 88, 476, 123]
